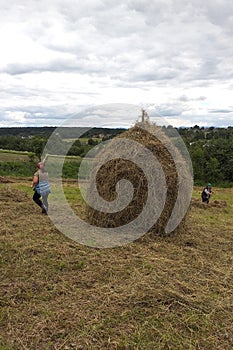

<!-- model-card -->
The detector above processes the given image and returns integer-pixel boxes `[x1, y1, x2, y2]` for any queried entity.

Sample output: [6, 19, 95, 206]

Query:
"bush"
[0, 161, 35, 177]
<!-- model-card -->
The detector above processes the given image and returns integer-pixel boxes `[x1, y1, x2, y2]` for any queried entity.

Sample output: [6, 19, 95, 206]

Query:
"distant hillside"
[0, 127, 126, 139]
[0, 125, 233, 183]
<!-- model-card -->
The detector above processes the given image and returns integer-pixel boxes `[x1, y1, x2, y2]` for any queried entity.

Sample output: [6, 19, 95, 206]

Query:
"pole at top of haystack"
[141, 108, 149, 123]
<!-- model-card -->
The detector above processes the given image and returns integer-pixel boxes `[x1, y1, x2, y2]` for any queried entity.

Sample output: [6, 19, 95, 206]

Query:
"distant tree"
[73, 139, 81, 147]
[88, 138, 98, 146]
[205, 157, 223, 182]
[28, 136, 46, 158]
[225, 158, 233, 182]
[45, 134, 65, 155]
[193, 130, 205, 141]
[67, 145, 84, 156]
[189, 144, 206, 181]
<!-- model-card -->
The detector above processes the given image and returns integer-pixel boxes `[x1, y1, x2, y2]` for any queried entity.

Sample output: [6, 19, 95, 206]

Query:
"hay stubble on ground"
[0, 181, 233, 349]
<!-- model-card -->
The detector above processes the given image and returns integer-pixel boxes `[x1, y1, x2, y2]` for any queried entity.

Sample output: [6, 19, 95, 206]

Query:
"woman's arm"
[31, 175, 39, 188]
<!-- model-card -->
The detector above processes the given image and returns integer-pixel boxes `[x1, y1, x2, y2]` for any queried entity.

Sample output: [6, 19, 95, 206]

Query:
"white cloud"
[0, 0, 232, 127]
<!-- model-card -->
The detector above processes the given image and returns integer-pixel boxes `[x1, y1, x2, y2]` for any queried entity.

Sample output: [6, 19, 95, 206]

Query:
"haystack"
[85, 120, 191, 238]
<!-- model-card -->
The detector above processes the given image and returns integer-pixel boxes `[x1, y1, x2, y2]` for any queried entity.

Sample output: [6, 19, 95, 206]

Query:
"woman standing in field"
[31, 159, 51, 214]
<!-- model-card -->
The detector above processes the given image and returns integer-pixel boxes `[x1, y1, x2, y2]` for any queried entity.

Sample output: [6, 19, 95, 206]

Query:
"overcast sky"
[0, 0, 233, 128]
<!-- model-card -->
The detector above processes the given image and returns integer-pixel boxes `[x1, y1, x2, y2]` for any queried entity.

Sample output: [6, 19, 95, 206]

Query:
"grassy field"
[64, 137, 102, 144]
[0, 179, 232, 350]
[0, 151, 82, 179]
[0, 150, 33, 162]
[0, 150, 82, 163]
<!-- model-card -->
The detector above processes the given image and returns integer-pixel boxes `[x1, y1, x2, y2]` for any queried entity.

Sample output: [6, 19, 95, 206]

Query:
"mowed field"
[0, 150, 82, 162]
[0, 150, 34, 162]
[0, 178, 233, 350]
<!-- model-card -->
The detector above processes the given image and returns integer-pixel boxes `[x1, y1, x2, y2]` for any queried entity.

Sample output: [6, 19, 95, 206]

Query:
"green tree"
[205, 157, 223, 182]
[67, 145, 84, 156]
[28, 136, 46, 158]
[88, 138, 98, 146]
[189, 143, 206, 182]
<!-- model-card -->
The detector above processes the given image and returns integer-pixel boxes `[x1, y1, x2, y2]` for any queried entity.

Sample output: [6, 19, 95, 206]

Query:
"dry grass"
[0, 151, 31, 162]
[0, 180, 233, 349]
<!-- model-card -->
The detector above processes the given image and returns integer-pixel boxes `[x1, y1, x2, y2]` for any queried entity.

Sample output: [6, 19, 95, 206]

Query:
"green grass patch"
[0, 150, 33, 162]
[64, 137, 101, 143]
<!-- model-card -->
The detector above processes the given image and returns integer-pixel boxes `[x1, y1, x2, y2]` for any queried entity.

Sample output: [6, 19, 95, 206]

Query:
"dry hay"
[0, 176, 14, 183]
[191, 198, 228, 209]
[86, 121, 191, 238]
[0, 186, 30, 203]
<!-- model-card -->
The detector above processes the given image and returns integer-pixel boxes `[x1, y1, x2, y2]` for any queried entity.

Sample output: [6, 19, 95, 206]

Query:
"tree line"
[0, 126, 125, 138]
[178, 126, 233, 184]
[0, 125, 232, 184]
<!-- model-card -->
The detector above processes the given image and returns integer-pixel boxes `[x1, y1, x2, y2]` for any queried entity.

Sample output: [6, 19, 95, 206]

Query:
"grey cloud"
[179, 95, 207, 102]
[2, 57, 106, 76]
[209, 109, 233, 114]
[147, 103, 187, 118]
[196, 0, 233, 34]
[3, 0, 232, 85]
[184, 113, 233, 127]
[127, 68, 179, 83]
[145, 102, 233, 128]
[0, 0, 233, 127]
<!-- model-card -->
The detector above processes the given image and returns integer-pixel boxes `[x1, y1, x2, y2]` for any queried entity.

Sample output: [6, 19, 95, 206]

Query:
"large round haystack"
[85, 121, 192, 238]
